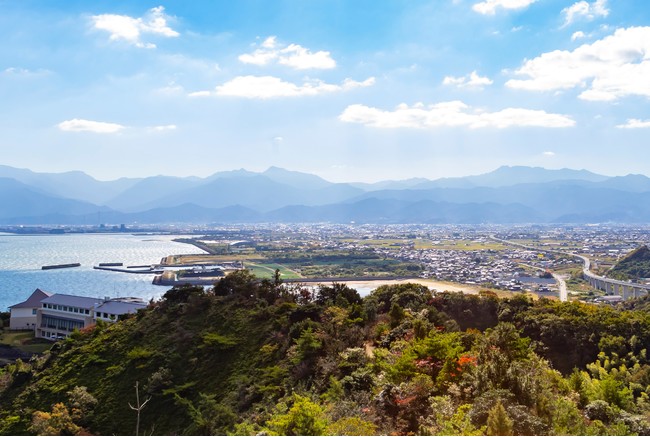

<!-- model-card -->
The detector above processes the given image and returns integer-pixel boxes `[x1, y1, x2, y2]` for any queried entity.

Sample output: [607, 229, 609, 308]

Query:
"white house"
[8, 289, 147, 340]
[36, 294, 147, 340]
[8, 288, 52, 330]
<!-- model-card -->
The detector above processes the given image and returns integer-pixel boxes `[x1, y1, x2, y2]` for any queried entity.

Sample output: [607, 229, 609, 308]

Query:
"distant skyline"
[1, 0, 649, 183]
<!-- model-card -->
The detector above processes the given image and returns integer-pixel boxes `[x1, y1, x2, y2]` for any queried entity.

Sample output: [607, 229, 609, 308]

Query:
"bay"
[0, 233, 207, 311]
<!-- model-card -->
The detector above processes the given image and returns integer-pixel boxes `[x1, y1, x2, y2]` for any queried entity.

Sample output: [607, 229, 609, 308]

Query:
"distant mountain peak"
[261, 166, 333, 190]
[263, 165, 287, 173]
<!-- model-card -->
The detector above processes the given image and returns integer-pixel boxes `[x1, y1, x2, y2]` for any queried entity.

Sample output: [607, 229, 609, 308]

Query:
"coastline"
[337, 278, 481, 294]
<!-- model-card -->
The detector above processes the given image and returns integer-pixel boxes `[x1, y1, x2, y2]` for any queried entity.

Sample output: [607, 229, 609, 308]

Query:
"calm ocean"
[0, 233, 207, 311]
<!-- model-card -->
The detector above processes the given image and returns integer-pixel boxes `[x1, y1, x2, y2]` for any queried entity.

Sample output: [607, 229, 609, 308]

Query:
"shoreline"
[336, 278, 481, 294]
[306, 278, 541, 299]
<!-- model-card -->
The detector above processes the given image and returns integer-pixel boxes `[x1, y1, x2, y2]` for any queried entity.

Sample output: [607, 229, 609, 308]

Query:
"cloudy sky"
[1, 0, 649, 182]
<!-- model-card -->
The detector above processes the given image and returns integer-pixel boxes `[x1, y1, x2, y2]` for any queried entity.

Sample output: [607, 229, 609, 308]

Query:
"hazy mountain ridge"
[0, 177, 114, 221]
[1, 165, 650, 224]
[0, 165, 140, 205]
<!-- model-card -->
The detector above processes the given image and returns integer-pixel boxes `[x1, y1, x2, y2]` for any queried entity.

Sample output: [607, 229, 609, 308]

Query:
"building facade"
[8, 288, 52, 330]
[8, 292, 148, 340]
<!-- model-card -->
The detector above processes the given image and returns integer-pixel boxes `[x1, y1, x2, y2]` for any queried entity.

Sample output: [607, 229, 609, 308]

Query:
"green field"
[244, 262, 302, 280]
[0, 330, 52, 354]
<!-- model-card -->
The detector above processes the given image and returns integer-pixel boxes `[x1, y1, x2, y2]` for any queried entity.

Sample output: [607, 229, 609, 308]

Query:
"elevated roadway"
[490, 236, 649, 301]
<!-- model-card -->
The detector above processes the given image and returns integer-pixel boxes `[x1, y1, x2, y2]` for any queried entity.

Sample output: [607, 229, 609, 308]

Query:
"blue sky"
[1, 0, 649, 182]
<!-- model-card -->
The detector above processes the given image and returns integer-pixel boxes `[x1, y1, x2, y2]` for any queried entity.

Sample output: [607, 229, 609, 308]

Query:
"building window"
[32, 309, 37, 315]
[40, 315, 84, 332]
[84, 309, 89, 315]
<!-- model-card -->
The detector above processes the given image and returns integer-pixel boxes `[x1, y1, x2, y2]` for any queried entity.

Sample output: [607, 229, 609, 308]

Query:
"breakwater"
[93, 265, 164, 274]
[41, 263, 81, 270]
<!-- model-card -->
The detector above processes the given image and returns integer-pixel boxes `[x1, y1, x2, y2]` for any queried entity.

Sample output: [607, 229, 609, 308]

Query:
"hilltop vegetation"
[609, 245, 650, 281]
[1, 271, 650, 435]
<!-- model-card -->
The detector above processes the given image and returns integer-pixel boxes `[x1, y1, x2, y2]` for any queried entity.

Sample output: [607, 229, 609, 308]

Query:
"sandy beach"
[321, 278, 482, 295]
[312, 278, 535, 299]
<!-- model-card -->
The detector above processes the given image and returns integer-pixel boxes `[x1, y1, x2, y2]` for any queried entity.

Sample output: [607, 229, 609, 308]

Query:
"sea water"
[0, 233, 206, 311]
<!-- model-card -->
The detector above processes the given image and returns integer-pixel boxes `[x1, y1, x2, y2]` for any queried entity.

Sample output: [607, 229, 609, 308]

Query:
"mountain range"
[2, 164, 650, 225]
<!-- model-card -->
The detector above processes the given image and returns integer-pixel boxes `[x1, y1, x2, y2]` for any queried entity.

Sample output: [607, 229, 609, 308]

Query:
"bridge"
[575, 254, 650, 300]
[490, 236, 650, 301]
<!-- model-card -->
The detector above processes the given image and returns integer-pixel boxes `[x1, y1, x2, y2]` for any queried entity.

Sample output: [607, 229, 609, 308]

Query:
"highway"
[491, 235, 650, 301]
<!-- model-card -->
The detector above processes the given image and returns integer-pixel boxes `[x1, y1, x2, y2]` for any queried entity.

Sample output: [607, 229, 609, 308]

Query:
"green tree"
[293, 327, 322, 364]
[422, 397, 484, 436]
[212, 269, 258, 297]
[486, 401, 513, 436]
[267, 394, 328, 436]
[326, 416, 377, 435]
[389, 302, 405, 328]
[175, 393, 237, 435]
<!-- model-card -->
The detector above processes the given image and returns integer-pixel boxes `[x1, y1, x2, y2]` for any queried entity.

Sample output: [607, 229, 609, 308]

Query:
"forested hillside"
[1, 272, 650, 435]
[609, 245, 650, 281]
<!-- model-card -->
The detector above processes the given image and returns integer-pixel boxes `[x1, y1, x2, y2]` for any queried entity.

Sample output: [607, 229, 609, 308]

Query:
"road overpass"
[574, 254, 650, 299]
[490, 236, 650, 301]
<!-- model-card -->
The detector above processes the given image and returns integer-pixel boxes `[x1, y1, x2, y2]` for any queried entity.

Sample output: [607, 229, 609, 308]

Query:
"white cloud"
[3, 67, 52, 77]
[442, 71, 493, 88]
[207, 75, 374, 99]
[339, 101, 575, 129]
[616, 119, 650, 129]
[571, 31, 586, 41]
[562, 0, 609, 27]
[472, 0, 537, 15]
[543, 151, 556, 156]
[506, 26, 650, 101]
[188, 90, 212, 98]
[57, 118, 125, 133]
[151, 124, 177, 131]
[154, 82, 185, 96]
[92, 6, 178, 48]
[238, 36, 336, 70]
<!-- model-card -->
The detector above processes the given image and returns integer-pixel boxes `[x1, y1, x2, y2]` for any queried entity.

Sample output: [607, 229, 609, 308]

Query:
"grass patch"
[245, 263, 301, 280]
[166, 254, 259, 265]
[0, 329, 52, 354]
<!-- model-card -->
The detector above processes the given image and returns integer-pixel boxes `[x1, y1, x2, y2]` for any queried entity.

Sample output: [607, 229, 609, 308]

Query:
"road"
[552, 272, 568, 302]
[491, 235, 650, 301]
[490, 235, 571, 302]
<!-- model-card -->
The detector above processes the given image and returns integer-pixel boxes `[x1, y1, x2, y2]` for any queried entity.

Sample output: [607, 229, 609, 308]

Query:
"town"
[157, 223, 650, 302]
